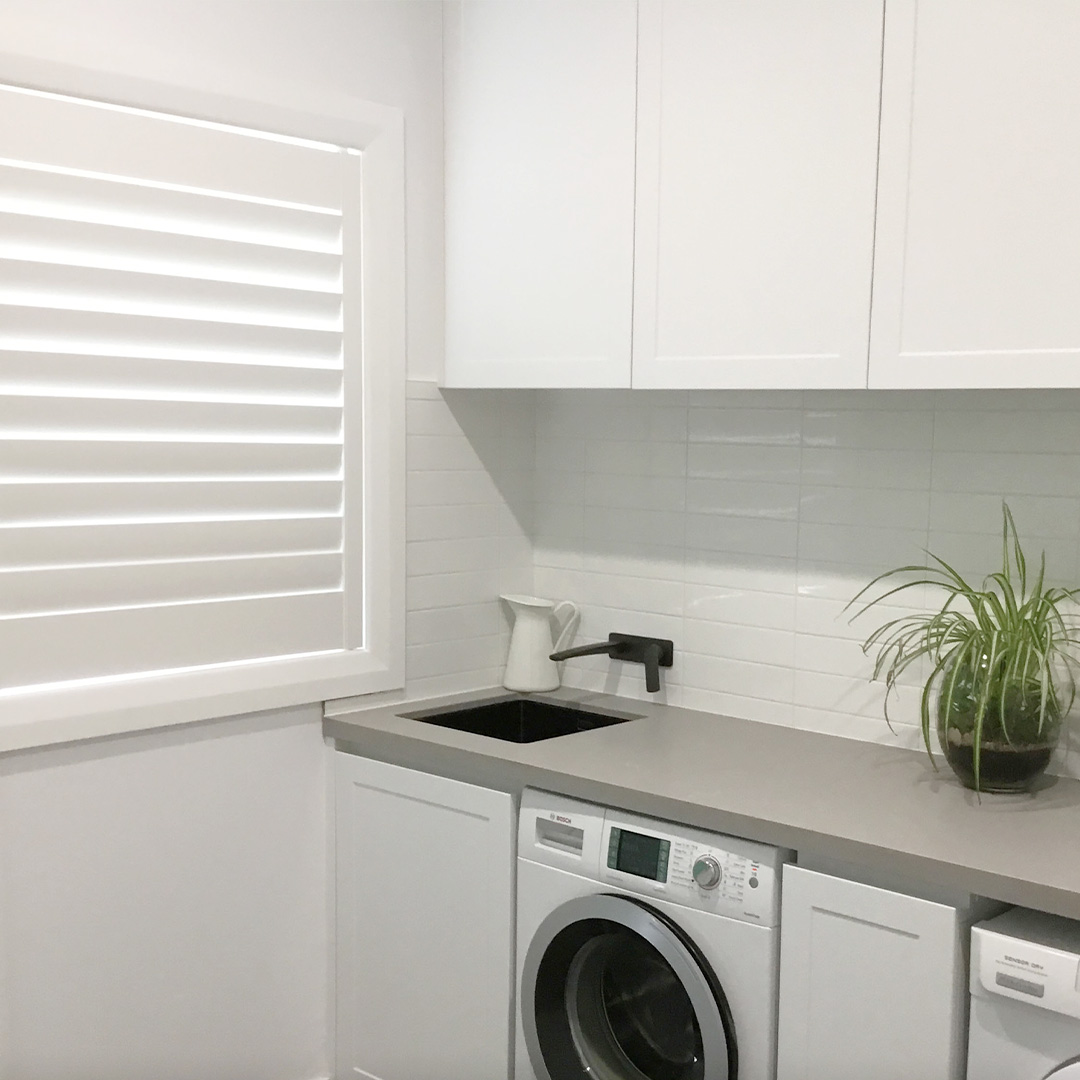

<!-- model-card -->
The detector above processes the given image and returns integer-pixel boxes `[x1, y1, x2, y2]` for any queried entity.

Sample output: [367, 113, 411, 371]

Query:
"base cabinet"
[334, 753, 514, 1080]
[777, 864, 976, 1080]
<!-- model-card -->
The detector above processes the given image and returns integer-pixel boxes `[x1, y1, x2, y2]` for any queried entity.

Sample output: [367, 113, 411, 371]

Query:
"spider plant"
[846, 504, 1080, 792]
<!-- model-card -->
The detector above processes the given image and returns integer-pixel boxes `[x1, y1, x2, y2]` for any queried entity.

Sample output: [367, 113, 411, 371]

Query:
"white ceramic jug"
[500, 594, 580, 692]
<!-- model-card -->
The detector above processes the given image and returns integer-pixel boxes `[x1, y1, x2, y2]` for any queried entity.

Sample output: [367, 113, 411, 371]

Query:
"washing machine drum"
[1046, 1061, 1080, 1078]
[521, 893, 737, 1080]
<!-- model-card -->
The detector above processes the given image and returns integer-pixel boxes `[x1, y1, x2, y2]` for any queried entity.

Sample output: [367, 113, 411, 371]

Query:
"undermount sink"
[399, 695, 643, 743]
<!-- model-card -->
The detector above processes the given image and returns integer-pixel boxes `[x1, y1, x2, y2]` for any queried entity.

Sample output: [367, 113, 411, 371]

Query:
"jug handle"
[552, 601, 581, 655]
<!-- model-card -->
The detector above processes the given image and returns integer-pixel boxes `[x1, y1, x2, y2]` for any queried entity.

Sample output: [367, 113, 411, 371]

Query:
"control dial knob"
[692, 855, 722, 890]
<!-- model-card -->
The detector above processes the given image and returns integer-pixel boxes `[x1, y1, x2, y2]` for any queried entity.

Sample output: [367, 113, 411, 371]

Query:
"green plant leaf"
[852, 502, 1075, 793]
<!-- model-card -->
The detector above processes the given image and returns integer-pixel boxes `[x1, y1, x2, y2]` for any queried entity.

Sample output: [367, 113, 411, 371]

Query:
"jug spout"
[500, 594, 580, 693]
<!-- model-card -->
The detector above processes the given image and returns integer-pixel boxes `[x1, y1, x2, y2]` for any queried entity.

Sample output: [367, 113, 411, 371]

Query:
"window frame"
[0, 53, 406, 751]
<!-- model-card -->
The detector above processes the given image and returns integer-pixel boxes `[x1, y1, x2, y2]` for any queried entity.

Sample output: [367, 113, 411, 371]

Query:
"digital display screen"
[614, 829, 668, 882]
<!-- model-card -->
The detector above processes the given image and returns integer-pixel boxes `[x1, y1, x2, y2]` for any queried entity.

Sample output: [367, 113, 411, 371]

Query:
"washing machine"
[968, 907, 1080, 1079]
[515, 789, 793, 1080]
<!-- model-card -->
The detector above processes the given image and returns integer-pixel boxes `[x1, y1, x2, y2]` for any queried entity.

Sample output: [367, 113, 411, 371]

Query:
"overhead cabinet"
[632, 1, 884, 389]
[870, 0, 1080, 388]
[444, 0, 883, 390]
[443, 0, 638, 388]
[445, 1, 1080, 390]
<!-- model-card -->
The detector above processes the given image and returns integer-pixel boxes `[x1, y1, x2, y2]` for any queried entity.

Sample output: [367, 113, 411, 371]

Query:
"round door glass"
[564, 928, 704, 1080]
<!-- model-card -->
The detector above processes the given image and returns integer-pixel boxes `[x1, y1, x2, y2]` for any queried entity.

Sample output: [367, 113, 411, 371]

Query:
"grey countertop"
[324, 686, 1080, 920]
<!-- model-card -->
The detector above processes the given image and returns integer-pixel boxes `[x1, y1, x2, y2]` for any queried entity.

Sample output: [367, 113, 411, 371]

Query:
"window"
[0, 69, 405, 746]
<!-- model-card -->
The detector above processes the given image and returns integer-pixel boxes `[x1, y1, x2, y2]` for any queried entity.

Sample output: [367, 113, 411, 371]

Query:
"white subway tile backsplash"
[687, 406, 801, 445]
[687, 443, 802, 483]
[801, 407, 934, 450]
[406, 636, 506, 680]
[685, 478, 800, 518]
[403, 381, 534, 697]
[927, 490, 1080, 538]
[583, 507, 687, 548]
[683, 620, 795, 667]
[684, 513, 799, 558]
[684, 552, 797, 594]
[586, 472, 687, 512]
[536, 437, 587, 473]
[408, 469, 501, 506]
[407, 503, 501, 542]
[931, 451, 1080, 497]
[689, 389, 803, 409]
[680, 653, 795, 703]
[683, 585, 797, 630]
[681, 687, 794, 727]
[407, 603, 500, 647]
[800, 447, 934, 490]
[399, 383, 1080, 775]
[406, 568, 504, 612]
[406, 434, 486, 471]
[407, 536, 503, 577]
[796, 523, 930, 572]
[529, 388, 1080, 770]
[798, 485, 930, 529]
[586, 440, 688, 477]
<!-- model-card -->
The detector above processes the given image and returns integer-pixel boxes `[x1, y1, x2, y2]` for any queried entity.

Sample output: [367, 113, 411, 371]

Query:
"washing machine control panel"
[599, 811, 791, 927]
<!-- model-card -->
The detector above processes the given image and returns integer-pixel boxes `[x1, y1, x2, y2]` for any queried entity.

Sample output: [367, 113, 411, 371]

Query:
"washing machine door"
[1045, 1059, 1080, 1078]
[521, 893, 737, 1080]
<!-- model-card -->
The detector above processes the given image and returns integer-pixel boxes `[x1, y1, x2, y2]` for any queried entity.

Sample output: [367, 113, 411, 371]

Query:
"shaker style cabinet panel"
[870, 0, 1080, 387]
[632, 1, 885, 389]
[776, 865, 969, 1080]
[443, 1, 637, 387]
[335, 753, 515, 1080]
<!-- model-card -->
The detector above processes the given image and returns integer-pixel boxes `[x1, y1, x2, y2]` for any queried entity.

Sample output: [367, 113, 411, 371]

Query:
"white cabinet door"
[443, 1, 637, 388]
[776, 865, 967, 1080]
[632, 1, 884, 389]
[335, 753, 515, 1080]
[870, 0, 1080, 388]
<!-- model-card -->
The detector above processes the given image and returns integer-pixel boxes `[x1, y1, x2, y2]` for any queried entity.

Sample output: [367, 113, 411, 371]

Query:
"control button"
[749, 877, 759, 889]
[692, 855, 722, 890]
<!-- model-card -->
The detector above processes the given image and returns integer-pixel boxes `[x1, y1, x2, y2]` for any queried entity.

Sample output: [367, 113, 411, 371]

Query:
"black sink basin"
[399, 696, 642, 743]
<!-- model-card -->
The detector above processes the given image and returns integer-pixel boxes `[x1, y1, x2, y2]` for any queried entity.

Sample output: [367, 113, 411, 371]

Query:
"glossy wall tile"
[533, 388, 1080, 772]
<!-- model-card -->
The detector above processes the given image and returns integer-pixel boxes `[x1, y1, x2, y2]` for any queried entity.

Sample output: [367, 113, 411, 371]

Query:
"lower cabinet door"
[335, 753, 515, 1080]
[777, 864, 968, 1080]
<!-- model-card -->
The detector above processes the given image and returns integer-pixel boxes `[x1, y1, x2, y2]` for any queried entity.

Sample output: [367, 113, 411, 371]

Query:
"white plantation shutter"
[0, 83, 364, 692]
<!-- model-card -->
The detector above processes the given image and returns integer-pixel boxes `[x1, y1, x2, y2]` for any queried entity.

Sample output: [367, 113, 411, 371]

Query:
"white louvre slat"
[0, 86, 345, 208]
[2, 212, 343, 291]
[0, 591, 344, 691]
[1, 307, 343, 366]
[0, 162, 342, 252]
[0, 82, 359, 695]
[0, 481, 342, 525]
[0, 518, 342, 569]
[0, 397, 341, 441]
[0, 441, 342, 481]
[0, 352, 343, 402]
[0, 260, 343, 330]
[0, 552, 342, 617]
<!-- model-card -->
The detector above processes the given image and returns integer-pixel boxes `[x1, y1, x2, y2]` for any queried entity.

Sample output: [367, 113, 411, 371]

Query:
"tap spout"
[550, 633, 674, 693]
[548, 641, 620, 662]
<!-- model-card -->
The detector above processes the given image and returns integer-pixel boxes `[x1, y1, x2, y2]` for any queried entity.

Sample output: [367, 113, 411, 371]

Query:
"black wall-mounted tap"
[550, 633, 674, 693]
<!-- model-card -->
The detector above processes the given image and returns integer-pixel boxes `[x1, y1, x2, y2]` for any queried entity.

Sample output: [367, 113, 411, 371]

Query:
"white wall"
[0, 707, 329, 1080]
[0, 4, 446, 1077]
[1, 0, 446, 381]
[532, 388, 1080, 772]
